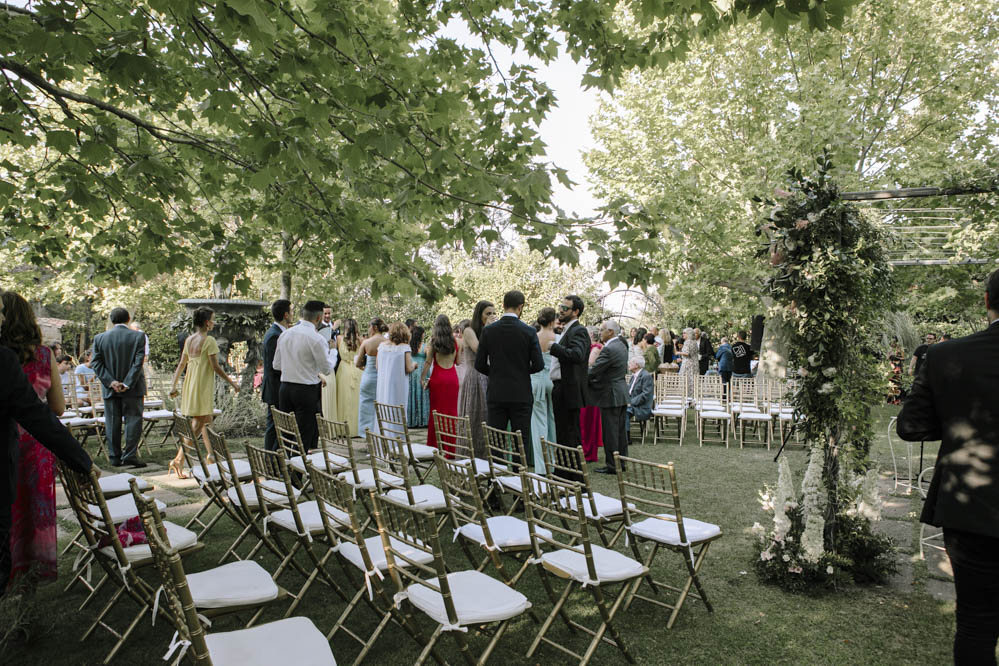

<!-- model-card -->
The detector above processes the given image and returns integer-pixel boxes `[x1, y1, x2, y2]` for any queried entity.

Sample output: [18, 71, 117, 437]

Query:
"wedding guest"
[356, 317, 388, 437]
[91, 307, 147, 467]
[626, 356, 654, 445]
[590, 321, 629, 474]
[319, 316, 339, 422]
[274, 301, 331, 451]
[336, 318, 363, 437]
[55, 354, 73, 389]
[697, 328, 713, 375]
[549, 294, 589, 451]
[459, 301, 494, 457]
[407, 325, 430, 428]
[678, 327, 698, 394]
[630, 327, 648, 365]
[732, 330, 753, 379]
[375, 322, 415, 433]
[170, 307, 240, 477]
[129, 320, 150, 364]
[579, 326, 603, 463]
[642, 333, 660, 374]
[422, 315, 459, 452]
[530, 308, 557, 472]
[454, 319, 471, 384]
[74, 349, 96, 405]
[0, 291, 67, 591]
[261, 299, 292, 451]
[715, 336, 734, 387]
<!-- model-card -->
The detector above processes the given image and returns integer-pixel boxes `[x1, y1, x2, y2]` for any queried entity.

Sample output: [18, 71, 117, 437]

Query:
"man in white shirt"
[273, 300, 332, 451]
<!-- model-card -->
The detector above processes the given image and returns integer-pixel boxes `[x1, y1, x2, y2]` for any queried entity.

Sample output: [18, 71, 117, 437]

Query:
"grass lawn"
[4, 404, 957, 665]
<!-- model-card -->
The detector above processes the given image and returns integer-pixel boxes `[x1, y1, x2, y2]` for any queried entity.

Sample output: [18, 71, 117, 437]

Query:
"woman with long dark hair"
[422, 315, 459, 451]
[580, 326, 604, 462]
[458, 300, 494, 457]
[335, 318, 363, 436]
[407, 324, 430, 427]
[0, 291, 66, 591]
[356, 317, 388, 437]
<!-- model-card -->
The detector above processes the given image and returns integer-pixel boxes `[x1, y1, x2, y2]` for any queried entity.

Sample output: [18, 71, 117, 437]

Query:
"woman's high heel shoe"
[168, 458, 189, 479]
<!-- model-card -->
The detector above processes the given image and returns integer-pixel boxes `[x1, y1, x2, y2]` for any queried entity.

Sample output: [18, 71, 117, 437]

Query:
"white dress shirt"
[272, 320, 332, 385]
[549, 319, 577, 381]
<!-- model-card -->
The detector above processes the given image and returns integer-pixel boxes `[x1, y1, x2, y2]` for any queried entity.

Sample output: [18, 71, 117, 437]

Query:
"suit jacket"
[549, 320, 590, 408]
[91, 324, 147, 400]
[628, 369, 654, 421]
[261, 322, 283, 406]
[588, 336, 629, 408]
[1, 346, 92, 507]
[475, 315, 544, 404]
[897, 322, 999, 538]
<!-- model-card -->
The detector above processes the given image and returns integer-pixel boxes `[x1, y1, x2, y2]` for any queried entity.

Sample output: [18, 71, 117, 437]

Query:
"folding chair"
[335, 428, 400, 533]
[432, 410, 491, 478]
[372, 491, 532, 665]
[540, 437, 632, 547]
[129, 485, 336, 666]
[140, 386, 175, 452]
[367, 430, 449, 529]
[57, 461, 200, 664]
[482, 423, 532, 514]
[614, 454, 721, 628]
[651, 374, 687, 446]
[245, 444, 347, 616]
[520, 471, 647, 665]
[437, 452, 546, 588]
[733, 377, 772, 449]
[272, 407, 349, 492]
[767, 379, 799, 444]
[694, 376, 730, 447]
[308, 464, 436, 664]
[375, 401, 438, 483]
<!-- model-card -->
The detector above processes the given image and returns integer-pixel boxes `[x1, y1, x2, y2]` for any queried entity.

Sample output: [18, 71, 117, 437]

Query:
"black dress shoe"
[109, 458, 121, 467]
[594, 466, 616, 475]
[125, 459, 147, 469]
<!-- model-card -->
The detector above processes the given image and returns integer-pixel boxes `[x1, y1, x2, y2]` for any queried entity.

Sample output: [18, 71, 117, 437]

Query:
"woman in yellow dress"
[335, 318, 363, 436]
[169, 307, 240, 478]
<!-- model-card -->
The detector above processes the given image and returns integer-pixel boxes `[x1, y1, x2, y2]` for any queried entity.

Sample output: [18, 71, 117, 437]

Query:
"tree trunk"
[823, 427, 841, 553]
[280, 232, 292, 300]
[757, 301, 789, 384]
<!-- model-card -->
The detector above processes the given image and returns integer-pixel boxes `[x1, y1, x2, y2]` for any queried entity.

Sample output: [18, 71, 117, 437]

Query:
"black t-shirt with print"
[732, 341, 752, 375]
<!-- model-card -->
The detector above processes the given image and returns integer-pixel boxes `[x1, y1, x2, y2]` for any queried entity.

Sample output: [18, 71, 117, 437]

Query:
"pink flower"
[788, 565, 803, 574]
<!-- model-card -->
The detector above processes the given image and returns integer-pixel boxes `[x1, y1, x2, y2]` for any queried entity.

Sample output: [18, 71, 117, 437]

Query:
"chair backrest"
[435, 453, 490, 538]
[656, 374, 686, 406]
[174, 412, 213, 481]
[244, 444, 305, 533]
[271, 407, 307, 461]
[205, 427, 240, 496]
[431, 411, 474, 462]
[308, 465, 372, 566]
[732, 377, 765, 412]
[85, 377, 105, 411]
[483, 424, 528, 479]
[519, 471, 597, 580]
[366, 430, 413, 497]
[540, 436, 594, 491]
[370, 492, 456, 626]
[614, 454, 689, 545]
[129, 480, 212, 664]
[316, 415, 352, 474]
[374, 401, 408, 444]
[61, 378, 78, 411]
[696, 375, 725, 407]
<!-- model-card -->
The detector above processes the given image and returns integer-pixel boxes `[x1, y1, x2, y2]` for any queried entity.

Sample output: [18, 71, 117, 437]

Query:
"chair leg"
[583, 583, 636, 665]
[668, 542, 714, 629]
[527, 574, 576, 659]
[414, 624, 445, 666]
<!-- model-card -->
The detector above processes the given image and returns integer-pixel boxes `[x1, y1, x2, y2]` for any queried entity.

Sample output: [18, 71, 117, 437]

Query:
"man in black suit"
[0, 293, 92, 593]
[697, 328, 713, 375]
[261, 299, 292, 451]
[897, 268, 999, 664]
[475, 290, 544, 462]
[589, 320, 630, 474]
[91, 307, 148, 467]
[550, 294, 590, 449]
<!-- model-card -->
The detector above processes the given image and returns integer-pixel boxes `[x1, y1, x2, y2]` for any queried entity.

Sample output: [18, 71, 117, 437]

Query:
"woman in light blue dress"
[356, 318, 388, 437]
[530, 308, 558, 473]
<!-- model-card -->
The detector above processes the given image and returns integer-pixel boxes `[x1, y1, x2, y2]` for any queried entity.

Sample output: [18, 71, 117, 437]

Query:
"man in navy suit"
[91, 307, 148, 467]
[475, 290, 544, 462]
[261, 299, 293, 451]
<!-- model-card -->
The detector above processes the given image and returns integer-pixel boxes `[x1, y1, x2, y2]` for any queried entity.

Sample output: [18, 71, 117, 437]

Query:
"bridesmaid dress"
[407, 350, 430, 427]
[336, 339, 362, 436]
[427, 353, 460, 452]
[457, 347, 489, 458]
[357, 353, 378, 437]
[529, 352, 555, 473]
[375, 343, 410, 435]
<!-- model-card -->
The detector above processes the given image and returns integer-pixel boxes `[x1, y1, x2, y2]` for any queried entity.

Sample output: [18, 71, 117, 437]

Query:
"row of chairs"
[56, 405, 722, 665]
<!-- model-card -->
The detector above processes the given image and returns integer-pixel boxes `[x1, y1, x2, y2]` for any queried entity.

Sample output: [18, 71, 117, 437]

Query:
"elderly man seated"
[626, 357, 654, 445]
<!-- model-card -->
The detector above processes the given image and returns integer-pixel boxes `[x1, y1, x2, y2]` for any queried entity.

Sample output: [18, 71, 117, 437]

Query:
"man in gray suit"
[589, 320, 630, 474]
[626, 357, 654, 445]
[91, 307, 148, 467]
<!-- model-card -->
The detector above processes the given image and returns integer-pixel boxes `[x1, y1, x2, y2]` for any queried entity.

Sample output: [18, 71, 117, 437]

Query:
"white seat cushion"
[339, 535, 434, 573]
[564, 492, 633, 520]
[456, 515, 551, 550]
[496, 475, 547, 497]
[142, 409, 174, 421]
[404, 570, 530, 628]
[779, 412, 795, 421]
[739, 411, 772, 422]
[61, 417, 97, 427]
[205, 616, 336, 665]
[456, 458, 493, 477]
[89, 494, 166, 524]
[227, 479, 300, 508]
[384, 484, 447, 510]
[62, 410, 78, 419]
[98, 472, 152, 496]
[540, 545, 646, 584]
[652, 407, 685, 417]
[408, 443, 437, 460]
[143, 399, 165, 409]
[76, 406, 95, 415]
[268, 500, 347, 536]
[629, 514, 722, 546]
[100, 520, 197, 563]
[187, 560, 280, 608]
[193, 459, 252, 483]
[699, 410, 732, 419]
[290, 451, 349, 474]
[337, 467, 401, 490]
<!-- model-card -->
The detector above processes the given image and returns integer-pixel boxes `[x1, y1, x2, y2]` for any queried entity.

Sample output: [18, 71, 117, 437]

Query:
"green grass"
[4, 405, 955, 665]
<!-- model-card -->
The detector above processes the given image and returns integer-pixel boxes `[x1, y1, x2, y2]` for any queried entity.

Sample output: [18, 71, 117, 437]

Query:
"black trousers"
[944, 528, 999, 665]
[601, 405, 628, 470]
[698, 359, 709, 375]
[486, 400, 533, 466]
[103, 395, 143, 462]
[552, 380, 581, 448]
[279, 382, 321, 453]
[0, 501, 10, 595]
[263, 401, 278, 452]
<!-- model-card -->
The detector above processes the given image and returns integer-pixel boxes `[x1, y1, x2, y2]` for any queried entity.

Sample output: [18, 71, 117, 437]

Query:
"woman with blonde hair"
[375, 322, 415, 434]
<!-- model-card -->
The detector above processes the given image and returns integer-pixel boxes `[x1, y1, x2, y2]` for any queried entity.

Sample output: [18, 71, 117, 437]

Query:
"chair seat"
[564, 492, 634, 520]
[405, 570, 530, 628]
[456, 515, 551, 550]
[629, 514, 722, 546]
[227, 479, 301, 508]
[89, 494, 166, 524]
[268, 500, 347, 535]
[205, 616, 336, 665]
[778, 412, 795, 421]
[384, 484, 447, 510]
[101, 520, 197, 563]
[409, 443, 437, 461]
[456, 457, 494, 477]
[337, 467, 401, 490]
[495, 474, 547, 496]
[193, 459, 252, 483]
[142, 409, 174, 421]
[61, 417, 97, 427]
[144, 399, 165, 409]
[738, 411, 772, 422]
[652, 407, 685, 417]
[76, 406, 95, 415]
[98, 472, 152, 497]
[699, 410, 732, 419]
[290, 451, 349, 474]
[188, 560, 280, 608]
[540, 544, 646, 585]
[339, 535, 434, 573]
[61, 410, 78, 419]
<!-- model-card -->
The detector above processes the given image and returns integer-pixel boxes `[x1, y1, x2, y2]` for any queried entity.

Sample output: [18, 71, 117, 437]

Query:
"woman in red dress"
[0, 291, 66, 591]
[579, 327, 604, 462]
[422, 314, 460, 453]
